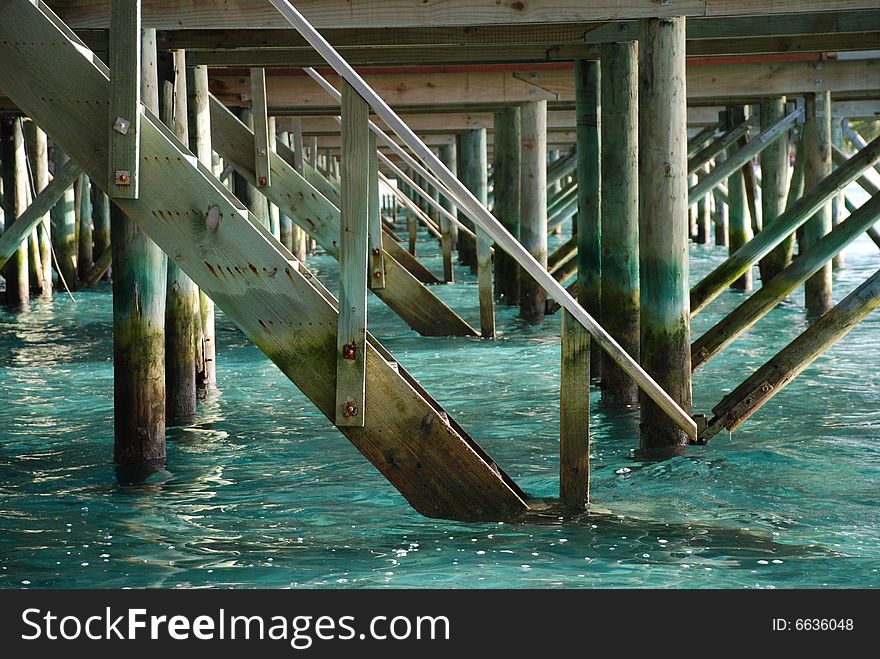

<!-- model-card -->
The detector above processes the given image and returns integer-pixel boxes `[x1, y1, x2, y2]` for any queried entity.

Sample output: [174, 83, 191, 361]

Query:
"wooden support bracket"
[368, 132, 386, 290]
[107, 0, 141, 199]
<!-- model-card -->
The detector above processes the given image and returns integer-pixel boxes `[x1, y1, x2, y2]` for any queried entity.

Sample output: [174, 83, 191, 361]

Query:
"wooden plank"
[368, 131, 385, 290]
[336, 81, 370, 427]
[250, 67, 271, 187]
[107, 0, 141, 198]
[47, 1, 880, 29]
[208, 95, 476, 336]
[0, 0, 525, 520]
[0, 157, 81, 270]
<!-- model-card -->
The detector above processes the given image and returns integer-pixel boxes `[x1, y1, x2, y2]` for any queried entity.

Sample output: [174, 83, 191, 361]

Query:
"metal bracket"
[112, 116, 131, 135]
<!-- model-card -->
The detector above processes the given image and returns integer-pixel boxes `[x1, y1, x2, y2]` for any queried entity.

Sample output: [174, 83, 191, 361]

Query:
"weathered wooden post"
[758, 96, 790, 283]
[520, 100, 548, 324]
[437, 142, 457, 282]
[727, 148, 753, 291]
[111, 22, 167, 474]
[695, 162, 712, 244]
[493, 106, 521, 305]
[24, 121, 53, 296]
[831, 116, 845, 270]
[50, 146, 77, 289]
[459, 128, 494, 337]
[1, 118, 30, 309]
[335, 81, 370, 427]
[76, 174, 93, 280]
[599, 41, 640, 405]
[575, 59, 602, 378]
[457, 130, 482, 271]
[638, 17, 692, 450]
[803, 92, 833, 316]
[161, 49, 200, 425]
[187, 63, 217, 393]
[91, 188, 112, 278]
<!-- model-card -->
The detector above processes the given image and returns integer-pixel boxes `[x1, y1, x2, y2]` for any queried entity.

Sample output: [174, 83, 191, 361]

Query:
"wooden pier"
[1, 0, 879, 520]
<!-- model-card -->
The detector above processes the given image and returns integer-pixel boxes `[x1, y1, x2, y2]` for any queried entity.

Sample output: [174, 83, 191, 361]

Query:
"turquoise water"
[1, 218, 878, 589]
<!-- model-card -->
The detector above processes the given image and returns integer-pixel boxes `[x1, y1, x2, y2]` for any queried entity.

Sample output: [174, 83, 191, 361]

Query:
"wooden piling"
[803, 92, 833, 317]
[758, 96, 791, 283]
[163, 49, 200, 425]
[727, 149, 753, 291]
[437, 142, 457, 282]
[575, 59, 602, 379]
[459, 128, 494, 337]
[187, 63, 217, 393]
[831, 117, 845, 270]
[638, 17, 692, 450]
[24, 121, 53, 297]
[112, 27, 167, 472]
[76, 174, 93, 280]
[599, 41, 640, 406]
[695, 162, 712, 244]
[49, 146, 77, 289]
[1, 118, 30, 309]
[519, 99, 548, 324]
[457, 129, 483, 272]
[91, 188, 111, 281]
[493, 106, 521, 305]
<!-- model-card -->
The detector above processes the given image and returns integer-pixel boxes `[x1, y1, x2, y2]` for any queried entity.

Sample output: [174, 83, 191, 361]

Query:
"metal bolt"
[342, 342, 357, 360]
[372, 247, 381, 256]
[374, 271, 382, 279]
[343, 401, 358, 418]
[112, 116, 131, 135]
[258, 176, 268, 186]
[115, 170, 131, 186]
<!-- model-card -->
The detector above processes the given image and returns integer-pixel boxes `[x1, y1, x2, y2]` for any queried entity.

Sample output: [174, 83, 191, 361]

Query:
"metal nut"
[343, 401, 358, 418]
[342, 342, 357, 360]
[258, 176, 268, 186]
[115, 170, 131, 186]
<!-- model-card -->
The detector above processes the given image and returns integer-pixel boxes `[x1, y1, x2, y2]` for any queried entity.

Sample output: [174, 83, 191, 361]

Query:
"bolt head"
[258, 176, 268, 186]
[343, 401, 358, 418]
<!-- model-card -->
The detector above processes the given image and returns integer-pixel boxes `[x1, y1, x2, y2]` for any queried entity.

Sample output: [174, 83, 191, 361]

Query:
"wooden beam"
[108, 0, 141, 198]
[48, 1, 880, 30]
[209, 59, 880, 112]
[368, 132, 385, 290]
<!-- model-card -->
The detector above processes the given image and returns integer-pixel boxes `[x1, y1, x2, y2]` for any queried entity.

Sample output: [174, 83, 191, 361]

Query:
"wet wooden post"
[695, 162, 711, 244]
[336, 81, 370, 427]
[638, 17, 692, 450]
[803, 92, 833, 316]
[493, 106, 521, 305]
[24, 121, 53, 296]
[519, 99, 548, 324]
[91, 188, 112, 278]
[599, 41, 640, 406]
[160, 49, 200, 425]
[576, 59, 602, 378]
[460, 127, 495, 337]
[437, 142, 457, 282]
[267, 117, 281, 240]
[236, 109, 270, 230]
[250, 68, 271, 189]
[759, 96, 790, 283]
[50, 147, 77, 288]
[188, 63, 217, 393]
[831, 116, 845, 270]
[560, 307, 590, 509]
[456, 131, 480, 271]
[111, 25, 167, 474]
[727, 147, 753, 291]
[1, 118, 30, 309]
[76, 174, 93, 280]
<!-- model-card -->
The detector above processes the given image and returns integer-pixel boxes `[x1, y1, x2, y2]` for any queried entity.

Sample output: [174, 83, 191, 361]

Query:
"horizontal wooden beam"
[209, 59, 880, 110]
[46, 2, 880, 30]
